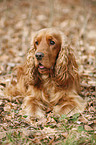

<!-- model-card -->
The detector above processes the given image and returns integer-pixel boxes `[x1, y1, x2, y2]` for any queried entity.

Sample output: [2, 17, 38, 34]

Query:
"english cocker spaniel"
[6, 28, 86, 117]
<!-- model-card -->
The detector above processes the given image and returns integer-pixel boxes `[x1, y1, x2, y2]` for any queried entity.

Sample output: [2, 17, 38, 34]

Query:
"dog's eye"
[35, 41, 38, 45]
[50, 40, 55, 45]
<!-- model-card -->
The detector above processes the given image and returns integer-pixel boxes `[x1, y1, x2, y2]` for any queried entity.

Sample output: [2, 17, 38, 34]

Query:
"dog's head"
[31, 28, 67, 74]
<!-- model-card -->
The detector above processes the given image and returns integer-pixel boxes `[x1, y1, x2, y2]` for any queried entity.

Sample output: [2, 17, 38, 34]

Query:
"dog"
[6, 28, 86, 117]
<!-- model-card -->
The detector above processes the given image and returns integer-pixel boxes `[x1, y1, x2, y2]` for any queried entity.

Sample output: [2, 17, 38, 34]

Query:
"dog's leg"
[53, 91, 86, 116]
[21, 96, 45, 118]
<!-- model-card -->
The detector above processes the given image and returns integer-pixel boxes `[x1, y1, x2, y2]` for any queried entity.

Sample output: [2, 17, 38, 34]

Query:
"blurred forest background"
[0, 0, 96, 144]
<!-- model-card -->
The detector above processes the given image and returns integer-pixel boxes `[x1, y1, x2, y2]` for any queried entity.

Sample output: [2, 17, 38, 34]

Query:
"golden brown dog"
[6, 28, 86, 117]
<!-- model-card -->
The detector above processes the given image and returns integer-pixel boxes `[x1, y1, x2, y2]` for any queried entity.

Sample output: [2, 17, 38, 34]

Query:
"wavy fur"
[6, 28, 86, 117]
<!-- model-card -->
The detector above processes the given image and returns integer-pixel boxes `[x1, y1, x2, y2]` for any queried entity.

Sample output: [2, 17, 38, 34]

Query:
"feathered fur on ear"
[15, 32, 40, 88]
[55, 34, 80, 92]
[22, 32, 40, 86]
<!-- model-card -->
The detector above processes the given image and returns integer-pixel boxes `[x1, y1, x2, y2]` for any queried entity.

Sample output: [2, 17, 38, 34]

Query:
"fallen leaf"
[84, 125, 93, 131]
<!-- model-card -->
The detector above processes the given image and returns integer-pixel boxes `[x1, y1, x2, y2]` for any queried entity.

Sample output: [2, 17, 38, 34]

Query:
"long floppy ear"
[22, 32, 41, 86]
[55, 34, 80, 92]
[16, 32, 40, 87]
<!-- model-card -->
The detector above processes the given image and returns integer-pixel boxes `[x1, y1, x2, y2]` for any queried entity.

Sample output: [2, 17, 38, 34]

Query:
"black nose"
[35, 52, 44, 60]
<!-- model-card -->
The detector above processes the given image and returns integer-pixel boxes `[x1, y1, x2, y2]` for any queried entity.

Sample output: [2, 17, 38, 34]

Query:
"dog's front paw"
[20, 96, 45, 118]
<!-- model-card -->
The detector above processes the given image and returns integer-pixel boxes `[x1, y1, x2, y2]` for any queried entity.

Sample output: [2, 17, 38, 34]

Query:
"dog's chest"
[42, 79, 56, 102]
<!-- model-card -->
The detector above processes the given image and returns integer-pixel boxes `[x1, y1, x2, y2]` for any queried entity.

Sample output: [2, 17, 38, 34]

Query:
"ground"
[0, 0, 96, 144]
